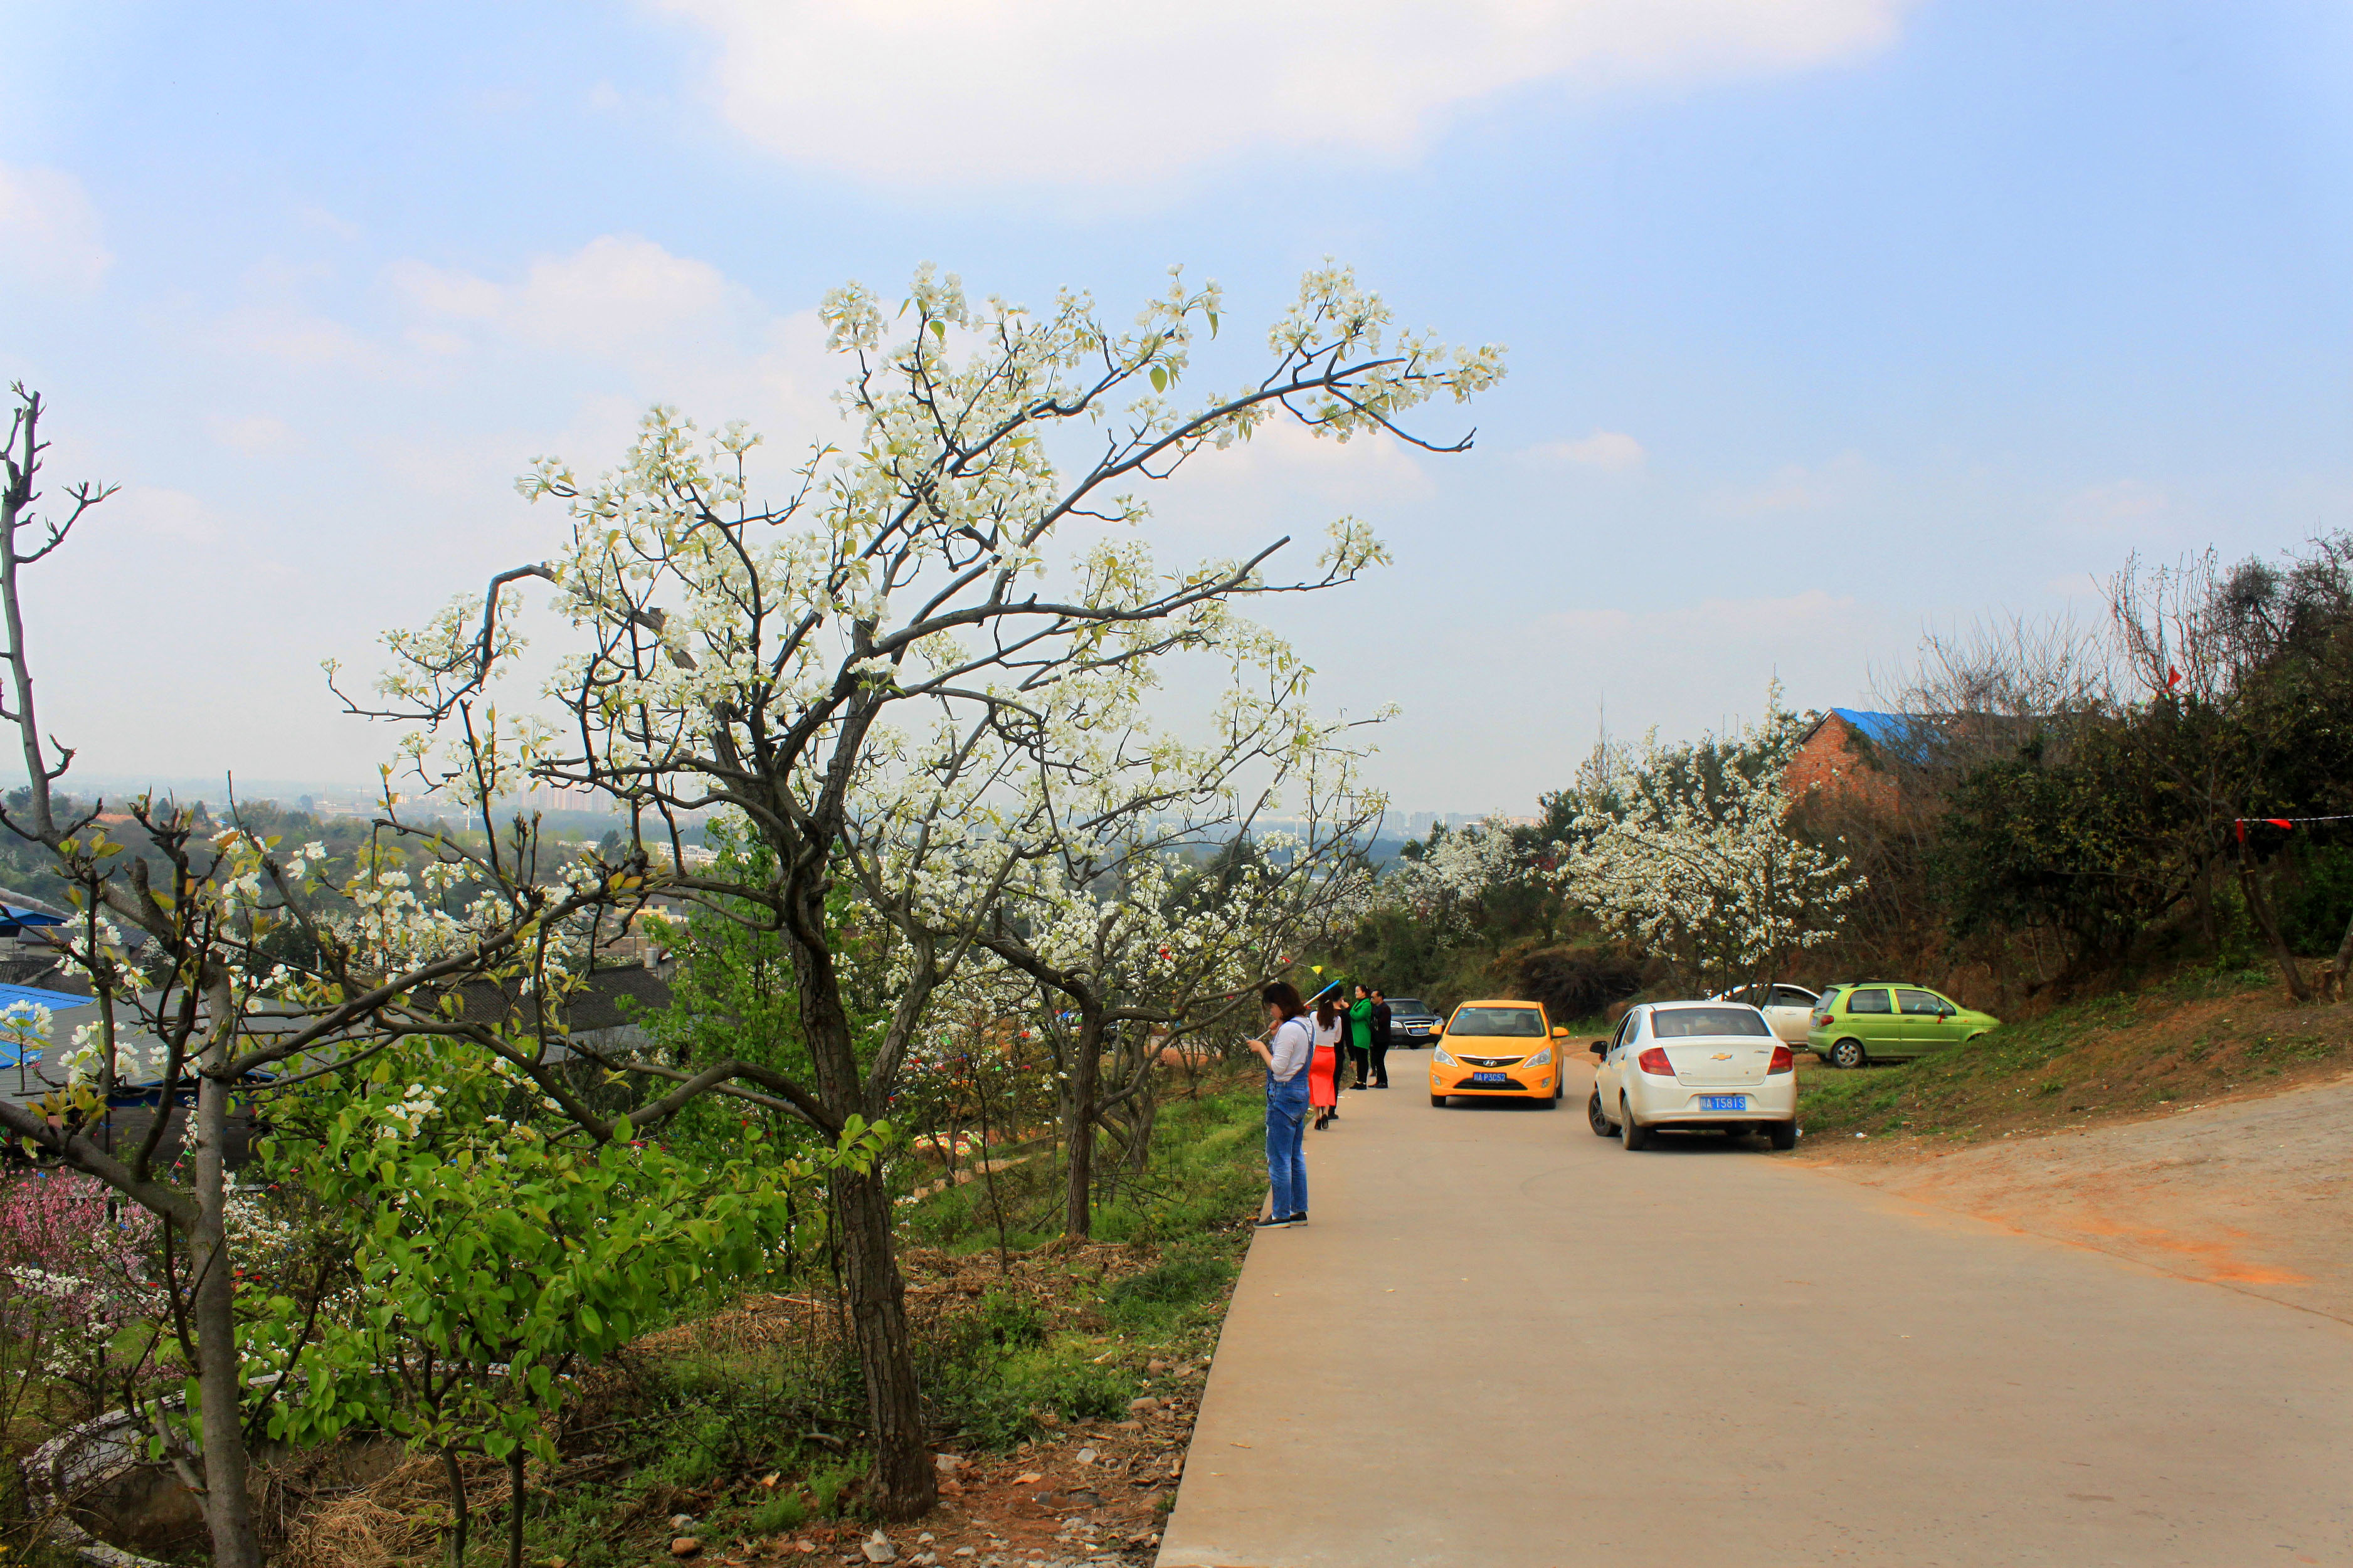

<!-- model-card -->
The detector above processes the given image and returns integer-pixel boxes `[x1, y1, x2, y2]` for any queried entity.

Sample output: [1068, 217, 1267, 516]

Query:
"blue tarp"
[0, 982, 94, 1068]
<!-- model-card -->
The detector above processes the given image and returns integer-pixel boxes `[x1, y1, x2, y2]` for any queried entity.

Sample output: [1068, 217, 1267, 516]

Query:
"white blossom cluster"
[1557, 697, 1861, 992]
[1352, 824, 1523, 932]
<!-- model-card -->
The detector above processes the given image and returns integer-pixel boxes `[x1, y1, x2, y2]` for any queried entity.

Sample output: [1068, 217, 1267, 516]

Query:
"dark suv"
[1386, 996, 1443, 1047]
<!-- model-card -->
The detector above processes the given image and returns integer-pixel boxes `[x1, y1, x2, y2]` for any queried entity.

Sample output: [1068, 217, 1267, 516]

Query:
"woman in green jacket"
[1346, 985, 1375, 1090]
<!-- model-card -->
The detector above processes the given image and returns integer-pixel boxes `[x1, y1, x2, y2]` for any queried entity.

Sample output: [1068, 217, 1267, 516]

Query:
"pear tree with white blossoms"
[936, 719, 1383, 1239]
[0, 387, 823, 1568]
[359, 263, 1500, 1515]
[1369, 820, 1525, 932]
[1558, 695, 1863, 997]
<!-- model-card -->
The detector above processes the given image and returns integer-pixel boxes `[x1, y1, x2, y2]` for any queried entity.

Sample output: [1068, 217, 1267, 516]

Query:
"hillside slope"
[1797, 966, 2353, 1145]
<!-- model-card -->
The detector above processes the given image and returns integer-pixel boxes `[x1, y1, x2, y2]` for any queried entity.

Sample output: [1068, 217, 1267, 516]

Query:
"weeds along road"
[1156, 1060, 2352, 1568]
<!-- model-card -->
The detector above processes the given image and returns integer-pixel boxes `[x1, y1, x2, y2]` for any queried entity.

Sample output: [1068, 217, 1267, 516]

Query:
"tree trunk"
[1062, 1009, 1104, 1240]
[2334, 905, 2353, 1002]
[191, 1068, 263, 1568]
[442, 1446, 470, 1567]
[833, 1163, 938, 1519]
[781, 869, 936, 1518]
[2238, 851, 2310, 1001]
[506, 1444, 527, 1568]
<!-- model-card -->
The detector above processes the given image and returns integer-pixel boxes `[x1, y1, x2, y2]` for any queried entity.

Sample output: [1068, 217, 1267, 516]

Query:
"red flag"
[2267, 818, 2296, 830]
[2165, 666, 2182, 689]
[2235, 820, 2246, 843]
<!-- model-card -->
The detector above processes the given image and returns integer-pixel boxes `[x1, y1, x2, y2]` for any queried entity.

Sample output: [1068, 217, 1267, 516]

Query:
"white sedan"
[1587, 1001, 1799, 1150]
[1710, 982, 1820, 1046]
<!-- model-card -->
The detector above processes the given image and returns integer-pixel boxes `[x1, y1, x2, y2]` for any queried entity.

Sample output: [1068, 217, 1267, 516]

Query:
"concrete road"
[1156, 1061, 2353, 1567]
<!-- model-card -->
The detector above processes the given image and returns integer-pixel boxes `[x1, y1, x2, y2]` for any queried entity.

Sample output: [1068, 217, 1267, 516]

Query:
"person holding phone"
[1242, 981, 1314, 1228]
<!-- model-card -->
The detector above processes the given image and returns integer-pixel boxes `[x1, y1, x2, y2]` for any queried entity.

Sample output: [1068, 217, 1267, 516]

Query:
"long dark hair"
[1314, 987, 1341, 1029]
[1261, 981, 1306, 1022]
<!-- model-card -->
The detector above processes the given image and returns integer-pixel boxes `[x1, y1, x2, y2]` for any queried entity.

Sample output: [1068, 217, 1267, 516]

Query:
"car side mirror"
[1589, 1041, 1608, 1057]
[1551, 1025, 1569, 1038]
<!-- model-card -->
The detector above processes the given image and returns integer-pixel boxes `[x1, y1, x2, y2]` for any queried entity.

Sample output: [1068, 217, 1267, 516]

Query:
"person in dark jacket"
[1367, 989, 1393, 1088]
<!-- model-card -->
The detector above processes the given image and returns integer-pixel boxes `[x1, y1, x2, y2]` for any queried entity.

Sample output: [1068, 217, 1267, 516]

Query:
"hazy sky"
[4, 1, 2348, 813]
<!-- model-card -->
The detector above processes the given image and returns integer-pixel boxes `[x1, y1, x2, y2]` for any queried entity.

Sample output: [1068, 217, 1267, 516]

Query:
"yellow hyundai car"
[1429, 999, 1569, 1107]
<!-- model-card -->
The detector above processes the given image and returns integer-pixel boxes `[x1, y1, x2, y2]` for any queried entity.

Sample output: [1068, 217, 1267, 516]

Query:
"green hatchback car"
[1806, 983, 2001, 1068]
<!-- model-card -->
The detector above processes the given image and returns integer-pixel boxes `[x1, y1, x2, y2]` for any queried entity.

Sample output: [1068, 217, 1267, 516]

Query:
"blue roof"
[1827, 708, 1917, 745]
[0, 983, 95, 1069]
[0, 983, 91, 1014]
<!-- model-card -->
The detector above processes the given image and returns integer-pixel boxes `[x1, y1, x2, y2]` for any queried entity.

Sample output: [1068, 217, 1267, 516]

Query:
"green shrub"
[749, 1490, 810, 1532]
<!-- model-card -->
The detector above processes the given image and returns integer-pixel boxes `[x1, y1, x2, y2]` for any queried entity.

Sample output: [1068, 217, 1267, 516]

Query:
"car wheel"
[1767, 1119, 1799, 1150]
[1621, 1098, 1651, 1151]
[1828, 1038, 1868, 1070]
[1587, 1090, 1615, 1137]
[1429, 1093, 1446, 1108]
[1535, 1090, 1557, 1110]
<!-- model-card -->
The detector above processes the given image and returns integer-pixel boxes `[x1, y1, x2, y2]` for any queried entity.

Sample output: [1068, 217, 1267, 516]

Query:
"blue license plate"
[1471, 1071, 1508, 1084]
[1700, 1095, 1747, 1112]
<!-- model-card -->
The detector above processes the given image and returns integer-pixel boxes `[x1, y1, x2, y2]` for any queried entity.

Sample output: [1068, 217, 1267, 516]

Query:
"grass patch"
[1798, 963, 2353, 1147]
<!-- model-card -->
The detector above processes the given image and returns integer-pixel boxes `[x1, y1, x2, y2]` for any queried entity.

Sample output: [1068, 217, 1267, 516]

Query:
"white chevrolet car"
[1587, 1001, 1799, 1150]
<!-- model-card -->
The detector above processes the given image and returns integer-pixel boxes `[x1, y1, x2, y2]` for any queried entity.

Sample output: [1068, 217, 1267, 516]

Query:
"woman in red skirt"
[1308, 987, 1344, 1130]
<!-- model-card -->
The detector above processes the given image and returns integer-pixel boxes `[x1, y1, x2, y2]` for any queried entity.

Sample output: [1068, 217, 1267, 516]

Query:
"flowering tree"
[356, 263, 1499, 1514]
[951, 735, 1382, 1239]
[0, 389, 865, 1566]
[1369, 822, 1525, 932]
[1560, 699, 1862, 996]
[0, 1167, 158, 1406]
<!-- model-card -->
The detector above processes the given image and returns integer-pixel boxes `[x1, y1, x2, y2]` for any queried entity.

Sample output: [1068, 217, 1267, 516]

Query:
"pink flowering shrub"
[0, 1167, 159, 1406]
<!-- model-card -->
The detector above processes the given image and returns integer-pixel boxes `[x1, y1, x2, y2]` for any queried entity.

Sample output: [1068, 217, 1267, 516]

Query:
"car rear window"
[1448, 1006, 1544, 1037]
[1845, 988, 1893, 1014]
[1649, 1006, 1771, 1038]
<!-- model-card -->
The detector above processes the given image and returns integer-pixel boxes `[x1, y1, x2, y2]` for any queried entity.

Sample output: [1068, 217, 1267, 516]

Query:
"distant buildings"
[1785, 707, 1915, 812]
[1402, 811, 1497, 838]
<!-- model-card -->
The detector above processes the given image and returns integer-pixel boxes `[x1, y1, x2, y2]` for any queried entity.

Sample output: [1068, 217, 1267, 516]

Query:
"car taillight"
[1811, 1012, 1830, 1026]
[1769, 1044, 1794, 1073]
[1636, 1046, 1674, 1076]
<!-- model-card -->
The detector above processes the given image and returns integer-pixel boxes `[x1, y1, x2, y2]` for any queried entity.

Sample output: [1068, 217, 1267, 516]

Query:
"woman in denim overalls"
[1243, 981, 1314, 1229]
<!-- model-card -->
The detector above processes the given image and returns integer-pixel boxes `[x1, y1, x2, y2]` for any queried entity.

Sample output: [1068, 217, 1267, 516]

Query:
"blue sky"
[4, 1, 2348, 813]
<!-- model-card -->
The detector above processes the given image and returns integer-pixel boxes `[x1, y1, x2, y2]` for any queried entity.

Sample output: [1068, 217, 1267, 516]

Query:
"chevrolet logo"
[1711, 1053, 1733, 1060]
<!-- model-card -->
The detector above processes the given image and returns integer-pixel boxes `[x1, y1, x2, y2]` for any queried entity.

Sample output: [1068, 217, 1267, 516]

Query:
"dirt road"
[1156, 1061, 2353, 1567]
[1819, 1071, 2353, 1324]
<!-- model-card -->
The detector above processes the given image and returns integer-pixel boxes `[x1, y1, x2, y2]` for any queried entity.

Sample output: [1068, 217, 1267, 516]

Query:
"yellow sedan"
[1429, 999, 1568, 1107]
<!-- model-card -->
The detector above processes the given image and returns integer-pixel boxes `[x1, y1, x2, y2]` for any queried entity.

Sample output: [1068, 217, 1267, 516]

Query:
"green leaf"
[1149, 367, 1168, 393]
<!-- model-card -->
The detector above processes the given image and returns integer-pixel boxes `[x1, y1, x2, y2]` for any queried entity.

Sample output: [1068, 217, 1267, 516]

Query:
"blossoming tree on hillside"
[356, 263, 1503, 1516]
[1559, 697, 1863, 997]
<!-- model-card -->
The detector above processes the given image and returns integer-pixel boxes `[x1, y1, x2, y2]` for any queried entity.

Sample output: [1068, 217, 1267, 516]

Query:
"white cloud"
[1529, 430, 1646, 470]
[2063, 478, 2167, 524]
[0, 164, 112, 291]
[390, 235, 739, 357]
[210, 304, 379, 369]
[108, 487, 221, 545]
[208, 414, 293, 454]
[652, 0, 1911, 187]
[1713, 450, 1870, 515]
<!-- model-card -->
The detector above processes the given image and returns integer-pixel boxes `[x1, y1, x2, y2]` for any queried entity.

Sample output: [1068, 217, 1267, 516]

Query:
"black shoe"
[1256, 1214, 1295, 1229]
[1286, 1213, 1307, 1225]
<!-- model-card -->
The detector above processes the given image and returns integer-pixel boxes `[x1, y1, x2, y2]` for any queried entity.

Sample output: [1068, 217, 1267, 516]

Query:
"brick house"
[1785, 708, 1919, 811]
